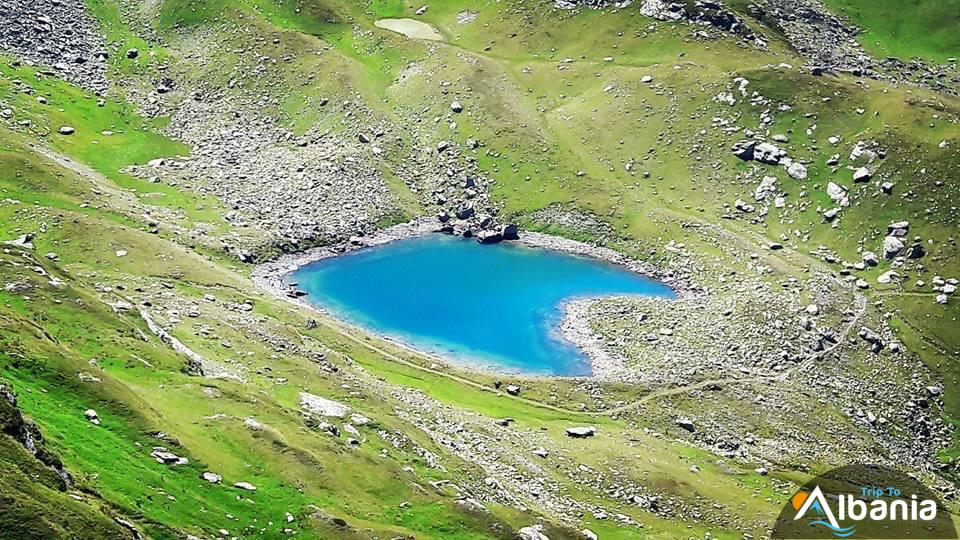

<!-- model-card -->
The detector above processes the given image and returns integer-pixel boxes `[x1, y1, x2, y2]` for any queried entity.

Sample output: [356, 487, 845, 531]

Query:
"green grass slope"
[823, 0, 960, 62]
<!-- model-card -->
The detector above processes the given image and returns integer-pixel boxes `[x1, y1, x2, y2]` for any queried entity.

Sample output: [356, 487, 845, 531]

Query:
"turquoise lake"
[290, 235, 675, 376]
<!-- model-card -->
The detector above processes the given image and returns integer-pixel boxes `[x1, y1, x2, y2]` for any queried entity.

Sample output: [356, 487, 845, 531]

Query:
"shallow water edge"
[252, 218, 696, 379]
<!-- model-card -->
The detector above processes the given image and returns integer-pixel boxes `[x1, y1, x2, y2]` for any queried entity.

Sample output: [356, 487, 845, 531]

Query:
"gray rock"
[786, 162, 807, 180]
[476, 230, 503, 244]
[753, 142, 784, 164]
[877, 270, 900, 284]
[565, 426, 597, 438]
[151, 447, 188, 466]
[732, 140, 755, 161]
[516, 525, 550, 540]
[852, 167, 872, 183]
[201, 471, 222, 483]
[882, 236, 904, 259]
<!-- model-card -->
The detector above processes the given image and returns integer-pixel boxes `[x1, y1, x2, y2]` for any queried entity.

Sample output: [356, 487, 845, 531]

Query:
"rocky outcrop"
[0, 0, 109, 93]
[0, 384, 73, 490]
[555, 1, 763, 44]
[746, 0, 958, 95]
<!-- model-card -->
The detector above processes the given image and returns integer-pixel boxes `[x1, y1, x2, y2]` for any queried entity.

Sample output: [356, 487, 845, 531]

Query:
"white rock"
[349, 413, 371, 425]
[517, 525, 550, 540]
[877, 270, 900, 284]
[299, 392, 350, 418]
[786, 162, 807, 180]
[826, 182, 849, 207]
[852, 167, 871, 182]
[882, 236, 904, 259]
[201, 471, 222, 483]
[565, 426, 597, 438]
[754, 176, 777, 201]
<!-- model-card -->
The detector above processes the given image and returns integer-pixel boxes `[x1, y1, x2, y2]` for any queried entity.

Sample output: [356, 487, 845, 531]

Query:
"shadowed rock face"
[0, 0, 109, 93]
[0, 385, 73, 491]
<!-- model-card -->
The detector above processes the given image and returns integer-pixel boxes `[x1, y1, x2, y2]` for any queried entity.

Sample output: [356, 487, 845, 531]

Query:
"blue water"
[290, 235, 675, 376]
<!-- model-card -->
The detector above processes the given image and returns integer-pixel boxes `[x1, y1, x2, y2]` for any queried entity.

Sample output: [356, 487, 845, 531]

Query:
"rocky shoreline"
[252, 220, 693, 380]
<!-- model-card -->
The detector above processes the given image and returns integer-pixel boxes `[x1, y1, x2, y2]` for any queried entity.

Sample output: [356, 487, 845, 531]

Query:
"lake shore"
[252, 219, 693, 380]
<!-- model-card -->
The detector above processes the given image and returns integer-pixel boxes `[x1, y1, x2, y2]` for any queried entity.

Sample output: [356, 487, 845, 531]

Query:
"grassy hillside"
[823, 0, 960, 62]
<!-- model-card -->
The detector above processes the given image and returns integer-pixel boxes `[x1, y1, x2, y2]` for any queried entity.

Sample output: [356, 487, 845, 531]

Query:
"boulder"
[882, 236, 904, 259]
[826, 182, 849, 207]
[906, 243, 925, 259]
[675, 417, 696, 432]
[877, 270, 900, 284]
[151, 447, 188, 466]
[734, 199, 754, 213]
[3, 233, 35, 250]
[754, 176, 777, 201]
[501, 223, 520, 240]
[731, 140, 755, 161]
[476, 230, 503, 244]
[565, 426, 597, 438]
[753, 142, 783, 164]
[852, 167, 872, 183]
[201, 472, 222, 483]
[299, 392, 350, 418]
[516, 525, 550, 540]
[786, 162, 807, 180]
[887, 221, 910, 236]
